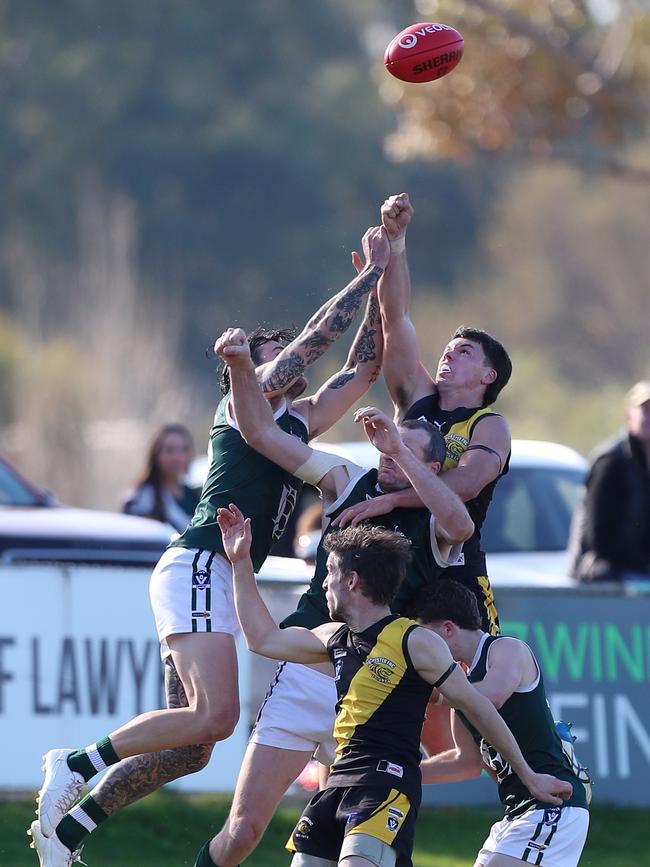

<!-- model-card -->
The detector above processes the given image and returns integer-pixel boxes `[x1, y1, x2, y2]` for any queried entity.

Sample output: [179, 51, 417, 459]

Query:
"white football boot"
[28, 821, 86, 866]
[37, 749, 85, 837]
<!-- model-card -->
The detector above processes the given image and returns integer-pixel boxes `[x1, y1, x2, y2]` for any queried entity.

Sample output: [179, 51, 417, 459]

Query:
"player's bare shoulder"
[407, 624, 455, 677]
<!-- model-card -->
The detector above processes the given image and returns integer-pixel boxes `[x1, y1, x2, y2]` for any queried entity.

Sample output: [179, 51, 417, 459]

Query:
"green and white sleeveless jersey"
[456, 634, 589, 818]
[171, 395, 309, 571]
[281, 468, 461, 630]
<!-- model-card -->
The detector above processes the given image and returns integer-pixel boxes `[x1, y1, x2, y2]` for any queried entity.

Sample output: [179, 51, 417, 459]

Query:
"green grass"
[1, 792, 644, 866]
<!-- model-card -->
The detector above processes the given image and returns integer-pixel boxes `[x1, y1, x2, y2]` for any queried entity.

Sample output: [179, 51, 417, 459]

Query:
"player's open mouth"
[439, 364, 451, 373]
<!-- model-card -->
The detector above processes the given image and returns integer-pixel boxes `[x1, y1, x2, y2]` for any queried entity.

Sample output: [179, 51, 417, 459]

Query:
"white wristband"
[390, 236, 406, 255]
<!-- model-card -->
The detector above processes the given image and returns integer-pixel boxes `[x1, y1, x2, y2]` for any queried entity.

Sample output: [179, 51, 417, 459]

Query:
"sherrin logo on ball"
[385, 22, 464, 83]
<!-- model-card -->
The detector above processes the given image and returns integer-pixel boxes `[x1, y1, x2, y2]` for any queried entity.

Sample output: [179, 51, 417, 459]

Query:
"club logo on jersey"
[192, 569, 210, 588]
[543, 806, 562, 826]
[294, 816, 313, 839]
[386, 816, 400, 832]
[445, 433, 469, 463]
[366, 656, 396, 683]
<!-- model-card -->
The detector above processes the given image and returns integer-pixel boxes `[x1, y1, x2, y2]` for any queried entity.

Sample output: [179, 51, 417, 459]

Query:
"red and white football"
[384, 22, 464, 83]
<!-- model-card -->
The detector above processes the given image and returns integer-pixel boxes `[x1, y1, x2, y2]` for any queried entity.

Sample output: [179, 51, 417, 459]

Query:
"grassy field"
[1, 792, 644, 866]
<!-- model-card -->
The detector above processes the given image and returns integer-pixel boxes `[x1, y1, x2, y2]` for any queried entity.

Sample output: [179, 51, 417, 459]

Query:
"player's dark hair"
[452, 326, 512, 406]
[400, 419, 446, 466]
[324, 525, 413, 606]
[219, 326, 296, 395]
[409, 580, 482, 631]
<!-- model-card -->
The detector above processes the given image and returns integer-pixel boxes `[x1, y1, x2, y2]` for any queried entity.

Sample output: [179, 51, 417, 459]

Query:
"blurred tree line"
[0, 0, 647, 508]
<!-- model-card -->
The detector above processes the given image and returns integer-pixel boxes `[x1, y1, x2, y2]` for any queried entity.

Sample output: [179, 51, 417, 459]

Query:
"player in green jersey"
[419, 580, 590, 867]
[30, 226, 391, 867]
[194, 325, 474, 867]
[194, 507, 572, 867]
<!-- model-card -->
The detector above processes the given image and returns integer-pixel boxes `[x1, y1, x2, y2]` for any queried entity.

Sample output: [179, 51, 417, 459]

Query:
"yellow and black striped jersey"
[403, 392, 509, 579]
[326, 615, 451, 804]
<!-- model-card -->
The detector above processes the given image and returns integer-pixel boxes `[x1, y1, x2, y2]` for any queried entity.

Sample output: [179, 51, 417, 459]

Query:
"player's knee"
[182, 742, 214, 774]
[196, 705, 239, 743]
[227, 811, 267, 852]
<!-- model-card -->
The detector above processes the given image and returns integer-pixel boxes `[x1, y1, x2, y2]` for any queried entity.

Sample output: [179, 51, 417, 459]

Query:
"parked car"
[0, 456, 173, 566]
[310, 439, 588, 584]
[191, 438, 588, 583]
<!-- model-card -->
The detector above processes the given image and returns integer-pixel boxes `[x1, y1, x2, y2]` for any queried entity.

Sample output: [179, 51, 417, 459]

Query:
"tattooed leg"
[89, 658, 213, 816]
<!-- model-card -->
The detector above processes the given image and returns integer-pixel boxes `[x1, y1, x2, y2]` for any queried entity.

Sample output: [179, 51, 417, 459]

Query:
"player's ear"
[348, 570, 360, 590]
[481, 367, 497, 386]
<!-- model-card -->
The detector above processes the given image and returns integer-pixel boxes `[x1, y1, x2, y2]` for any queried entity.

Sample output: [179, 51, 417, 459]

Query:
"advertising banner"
[1, 564, 648, 804]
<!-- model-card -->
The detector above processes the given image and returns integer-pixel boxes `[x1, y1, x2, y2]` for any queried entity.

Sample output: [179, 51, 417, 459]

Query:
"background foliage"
[0, 0, 648, 507]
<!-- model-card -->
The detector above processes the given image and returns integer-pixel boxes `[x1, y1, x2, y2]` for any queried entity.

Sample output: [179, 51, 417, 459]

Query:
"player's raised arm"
[377, 193, 434, 416]
[407, 628, 573, 806]
[217, 504, 331, 664]
[215, 328, 356, 501]
[294, 282, 384, 440]
[255, 226, 389, 398]
[355, 406, 474, 545]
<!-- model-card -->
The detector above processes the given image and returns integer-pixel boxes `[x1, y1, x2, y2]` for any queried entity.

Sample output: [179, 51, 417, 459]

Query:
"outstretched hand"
[216, 504, 252, 564]
[354, 406, 403, 456]
[381, 193, 413, 241]
[351, 225, 390, 274]
[213, 327, 253, 367]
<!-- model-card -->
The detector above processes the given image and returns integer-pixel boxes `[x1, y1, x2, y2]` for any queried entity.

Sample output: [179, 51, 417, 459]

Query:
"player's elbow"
[446, 512, 474, 546]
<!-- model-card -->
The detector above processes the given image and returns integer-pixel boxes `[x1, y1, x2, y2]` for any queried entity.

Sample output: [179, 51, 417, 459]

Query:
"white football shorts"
[475, 805, 589, 867]
[250, 661, 337, 765]
[149, 546, 240, 660]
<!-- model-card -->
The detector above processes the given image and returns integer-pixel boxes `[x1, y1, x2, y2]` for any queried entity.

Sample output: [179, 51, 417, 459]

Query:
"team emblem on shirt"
[366, 656, 396, 683]
[294, 816, 313, 839]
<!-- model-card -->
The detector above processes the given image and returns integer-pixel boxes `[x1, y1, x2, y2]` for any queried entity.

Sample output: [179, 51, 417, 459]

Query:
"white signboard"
[0, 565, 251, 792]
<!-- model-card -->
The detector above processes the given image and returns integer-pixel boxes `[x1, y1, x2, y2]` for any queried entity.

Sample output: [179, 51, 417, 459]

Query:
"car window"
[0, 462, 43, 506]
[481, 467, 585, 554]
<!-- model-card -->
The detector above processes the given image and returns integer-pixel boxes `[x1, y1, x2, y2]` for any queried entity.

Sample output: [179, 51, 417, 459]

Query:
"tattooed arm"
[292, 288, 383, 439]
[256, 226, 389, 398]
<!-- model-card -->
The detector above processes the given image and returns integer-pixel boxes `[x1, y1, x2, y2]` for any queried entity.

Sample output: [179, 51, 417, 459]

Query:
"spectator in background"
[122, 424, 200, 533]
[569, 381, 650, 583]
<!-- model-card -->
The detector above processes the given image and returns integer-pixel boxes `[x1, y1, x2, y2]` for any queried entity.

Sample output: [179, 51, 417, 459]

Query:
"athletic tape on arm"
[294, 450, 359, 486]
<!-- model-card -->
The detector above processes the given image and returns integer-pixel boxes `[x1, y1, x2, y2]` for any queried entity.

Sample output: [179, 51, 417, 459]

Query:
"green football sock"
[56, 795, 108, 851]
[66, 736, 120, 782]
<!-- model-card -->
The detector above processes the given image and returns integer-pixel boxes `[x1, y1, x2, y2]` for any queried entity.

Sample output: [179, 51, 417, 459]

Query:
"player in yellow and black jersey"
[194, 506, 575, 867]
[334, 193, 512, 638]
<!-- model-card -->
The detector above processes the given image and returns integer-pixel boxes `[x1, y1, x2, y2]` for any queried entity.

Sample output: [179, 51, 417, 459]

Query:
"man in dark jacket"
[569, 380, 650, 582]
